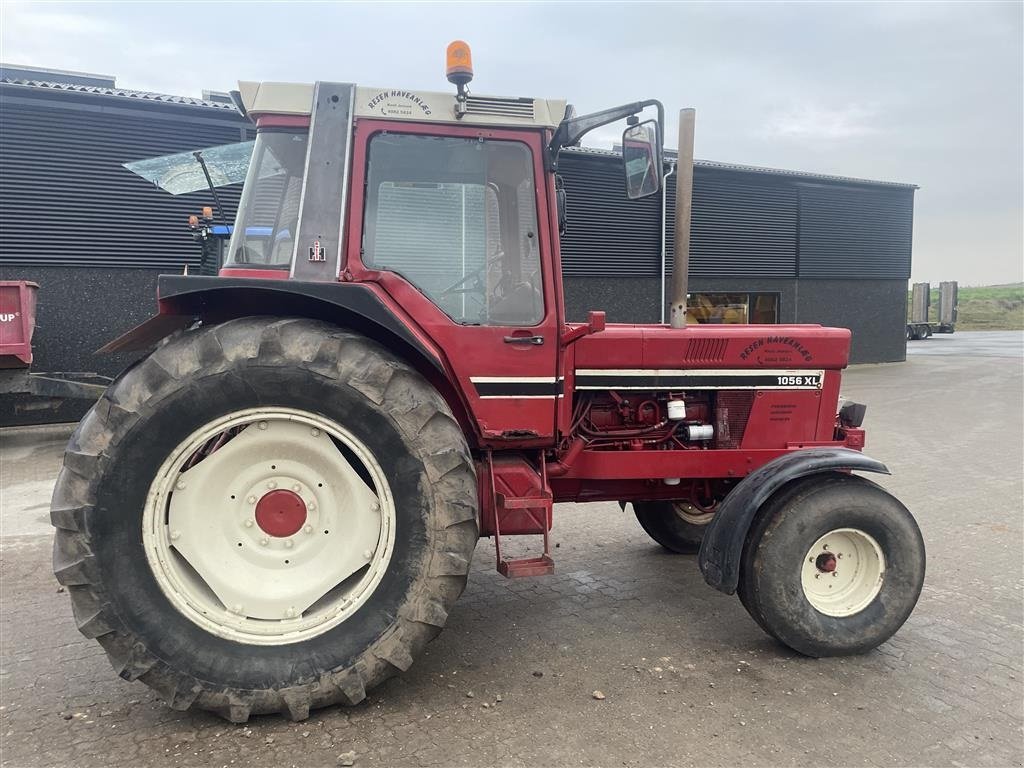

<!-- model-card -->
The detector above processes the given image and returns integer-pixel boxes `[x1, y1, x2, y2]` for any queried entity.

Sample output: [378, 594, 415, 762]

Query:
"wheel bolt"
[259, 537, 269, 547]
[311, 428, 320, 437]
[285, 540, 294, 549]
[169, 530, 181, 541]
[292, 483, 302, 493]
[244, 519, 254, 528]
[247, 495, 257, 504]
[363, 549, 373, 559]
[304, 525, 313, 534]
[371, 501, 380, 512]
[285, 608, 295, 618]
[258, 421, 268, 430]
[175, 479, 186, 490]
[308, 502, 317, 512]
[822, 544, 829, 550]
[832, 571, 839, 577]
[231, 604, 244, 614]
[267, 480, 277, 490]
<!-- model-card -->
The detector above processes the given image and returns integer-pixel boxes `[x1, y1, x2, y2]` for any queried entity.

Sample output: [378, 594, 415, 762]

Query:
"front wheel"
[51, 318, 479, 721]
[737, 474, 925, 657]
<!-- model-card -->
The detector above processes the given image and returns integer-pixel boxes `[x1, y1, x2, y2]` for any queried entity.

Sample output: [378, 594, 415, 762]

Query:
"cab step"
[498, 554, 554, 578]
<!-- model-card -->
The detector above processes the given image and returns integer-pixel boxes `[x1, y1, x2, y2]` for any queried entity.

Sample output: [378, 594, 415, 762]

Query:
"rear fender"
[697, 448, 890, 594]
[99, 275, 474, 435]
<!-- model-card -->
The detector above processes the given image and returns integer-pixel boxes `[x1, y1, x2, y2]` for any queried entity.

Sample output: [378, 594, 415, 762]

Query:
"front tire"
[737, 474, 924, 657]
[51, 318, 478, 721]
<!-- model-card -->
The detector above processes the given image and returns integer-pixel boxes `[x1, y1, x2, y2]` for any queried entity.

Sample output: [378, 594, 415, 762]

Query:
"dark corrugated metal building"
[0, 67, 915, 422]
[556, 148, 915, 365]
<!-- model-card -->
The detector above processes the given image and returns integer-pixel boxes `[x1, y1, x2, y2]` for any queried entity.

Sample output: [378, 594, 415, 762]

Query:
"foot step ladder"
[489, 453, 554, 578]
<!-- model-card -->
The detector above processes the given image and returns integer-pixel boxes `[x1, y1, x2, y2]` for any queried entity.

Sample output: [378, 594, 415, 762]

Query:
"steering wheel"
[438, 251, 505, 300]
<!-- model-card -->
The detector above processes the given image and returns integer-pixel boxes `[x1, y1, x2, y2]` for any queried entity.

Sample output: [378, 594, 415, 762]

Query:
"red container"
[0, 281, 39, 368]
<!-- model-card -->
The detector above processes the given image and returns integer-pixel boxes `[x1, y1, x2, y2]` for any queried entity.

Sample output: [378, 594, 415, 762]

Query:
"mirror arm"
[548, 99, 664, 169]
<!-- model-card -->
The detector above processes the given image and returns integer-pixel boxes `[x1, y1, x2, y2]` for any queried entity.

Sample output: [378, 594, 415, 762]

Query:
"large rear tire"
[51, 317, 478, 722]
[633, 501, 714, 554]
[737, 473, 924, 657]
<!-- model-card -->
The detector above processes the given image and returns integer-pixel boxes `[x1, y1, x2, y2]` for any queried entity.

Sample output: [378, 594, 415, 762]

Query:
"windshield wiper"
[193, 150, 230, 227]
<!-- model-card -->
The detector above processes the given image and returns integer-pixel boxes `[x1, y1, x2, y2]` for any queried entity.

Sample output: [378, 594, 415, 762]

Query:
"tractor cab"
[204, 44, 665, 445]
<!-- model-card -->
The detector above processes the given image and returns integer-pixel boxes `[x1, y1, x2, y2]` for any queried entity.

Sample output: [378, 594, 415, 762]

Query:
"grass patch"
[908, 283, 1024, 331]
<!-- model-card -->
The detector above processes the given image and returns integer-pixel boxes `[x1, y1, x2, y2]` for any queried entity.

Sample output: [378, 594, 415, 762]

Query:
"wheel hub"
[815, 552, 837, 573]
[800, 528, 885, 618]
[143, 409, 396, 645]
[255, 489, 307, 537]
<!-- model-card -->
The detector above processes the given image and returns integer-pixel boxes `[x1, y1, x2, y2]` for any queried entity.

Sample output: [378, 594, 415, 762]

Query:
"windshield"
[123, 141, 254, 195]
[225, 130, 308, 269]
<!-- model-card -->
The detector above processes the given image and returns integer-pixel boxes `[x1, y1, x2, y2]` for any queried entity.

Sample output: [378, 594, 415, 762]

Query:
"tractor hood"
[574, 324, 851, 371]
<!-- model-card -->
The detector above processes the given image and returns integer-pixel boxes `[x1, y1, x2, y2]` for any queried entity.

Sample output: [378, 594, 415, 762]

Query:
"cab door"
[348, 121, 559, 444]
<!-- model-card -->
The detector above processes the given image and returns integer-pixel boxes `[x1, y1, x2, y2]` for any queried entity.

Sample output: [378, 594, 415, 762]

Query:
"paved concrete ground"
[906, 330, 1024, 358]
[1, 331, 1022, 768]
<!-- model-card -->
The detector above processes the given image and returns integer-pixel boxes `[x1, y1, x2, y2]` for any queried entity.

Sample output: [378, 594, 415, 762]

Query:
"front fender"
[697, 448, 890, 594]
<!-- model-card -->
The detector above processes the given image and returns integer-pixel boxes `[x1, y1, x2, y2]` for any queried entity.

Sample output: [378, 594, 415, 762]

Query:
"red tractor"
[52, 42, 925, 722]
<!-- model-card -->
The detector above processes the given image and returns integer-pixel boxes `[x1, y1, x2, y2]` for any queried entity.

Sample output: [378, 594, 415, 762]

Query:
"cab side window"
[362, 134, 543, 326]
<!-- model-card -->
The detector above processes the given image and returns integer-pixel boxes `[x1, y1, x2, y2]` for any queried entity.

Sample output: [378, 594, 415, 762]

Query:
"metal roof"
[570, 145, 918, 190]
[0, 77, 236, 110]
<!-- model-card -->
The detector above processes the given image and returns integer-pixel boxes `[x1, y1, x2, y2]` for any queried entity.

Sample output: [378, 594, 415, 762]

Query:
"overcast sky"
[2, 1, 1021, 285]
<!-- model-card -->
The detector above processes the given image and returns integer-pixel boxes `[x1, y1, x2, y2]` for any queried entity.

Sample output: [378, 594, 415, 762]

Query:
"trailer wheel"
[633, 501, 714, 553]
[737, 473, 924, 657]
[51, 317, 478, 722]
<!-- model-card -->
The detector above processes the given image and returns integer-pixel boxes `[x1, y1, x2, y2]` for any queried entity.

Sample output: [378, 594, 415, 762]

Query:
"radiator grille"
[682, 337, 728, 363]
[715, 391, 754, 449]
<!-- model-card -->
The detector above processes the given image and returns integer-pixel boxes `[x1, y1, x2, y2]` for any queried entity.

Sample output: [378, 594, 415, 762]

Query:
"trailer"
[907, 280, 958, 340]
[0, 281, 110, 404]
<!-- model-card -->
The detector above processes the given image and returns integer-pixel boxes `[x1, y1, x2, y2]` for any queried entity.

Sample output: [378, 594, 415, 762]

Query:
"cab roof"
[238, 81, 567, 130]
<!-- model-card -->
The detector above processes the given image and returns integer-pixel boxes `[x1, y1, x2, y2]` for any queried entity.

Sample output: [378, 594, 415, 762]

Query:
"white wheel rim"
[143, 407, 396, 645]
[800, 527, 885, 617]
[672, 501, 714, 526]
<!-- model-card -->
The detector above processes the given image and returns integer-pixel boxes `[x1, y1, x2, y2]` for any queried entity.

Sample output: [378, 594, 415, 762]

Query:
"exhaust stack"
[669, 108, 696, 328]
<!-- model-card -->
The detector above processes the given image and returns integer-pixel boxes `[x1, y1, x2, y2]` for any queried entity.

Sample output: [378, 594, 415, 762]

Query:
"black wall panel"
[797, 184, 914, 279]
[0, 90, 250, 270]
[558, 151, 912, 281]
[557, 151, 662, 277]
[686, 170, 798, 278]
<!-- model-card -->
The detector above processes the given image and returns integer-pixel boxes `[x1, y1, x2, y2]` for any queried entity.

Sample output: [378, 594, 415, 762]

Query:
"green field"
[908, 283, 1024, 331]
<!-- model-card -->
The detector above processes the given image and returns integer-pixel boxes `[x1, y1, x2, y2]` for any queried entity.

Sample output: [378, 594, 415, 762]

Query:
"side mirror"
[622, 120, 662, 200]
[587, 310, 606, 333]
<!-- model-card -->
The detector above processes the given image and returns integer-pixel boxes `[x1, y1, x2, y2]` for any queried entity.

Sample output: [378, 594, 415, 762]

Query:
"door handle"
[503, 335, 544, 345]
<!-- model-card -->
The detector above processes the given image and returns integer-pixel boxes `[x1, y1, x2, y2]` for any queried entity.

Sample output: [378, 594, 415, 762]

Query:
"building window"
[687, 293, 779, 324]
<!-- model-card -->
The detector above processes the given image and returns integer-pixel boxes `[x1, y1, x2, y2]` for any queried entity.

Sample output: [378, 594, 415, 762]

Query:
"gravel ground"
[1, 332, 1022, 768]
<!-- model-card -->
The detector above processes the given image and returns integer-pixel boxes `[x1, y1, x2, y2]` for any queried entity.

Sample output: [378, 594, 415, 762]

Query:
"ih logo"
[0, 312, 19, 322]
[308, 240, 326, 262]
